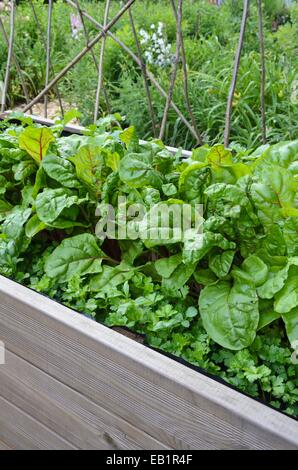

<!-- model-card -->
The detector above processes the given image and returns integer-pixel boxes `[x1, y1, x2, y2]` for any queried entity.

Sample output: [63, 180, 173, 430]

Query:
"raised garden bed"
[1, 274, 298, 450]
[0, 114, 297, 449]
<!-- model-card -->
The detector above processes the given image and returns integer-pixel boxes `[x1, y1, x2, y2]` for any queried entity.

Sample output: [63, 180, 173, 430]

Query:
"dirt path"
[12, 100, 81, 125]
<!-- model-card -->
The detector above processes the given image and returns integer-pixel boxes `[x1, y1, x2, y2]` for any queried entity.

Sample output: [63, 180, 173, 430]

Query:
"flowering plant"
[70, 13, 83, 39]
[139, 22, 173, 67]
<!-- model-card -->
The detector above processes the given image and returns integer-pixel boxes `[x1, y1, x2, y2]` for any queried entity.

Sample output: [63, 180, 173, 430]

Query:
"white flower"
[141, 22, 172, 68]
[157, 22, 163, 35]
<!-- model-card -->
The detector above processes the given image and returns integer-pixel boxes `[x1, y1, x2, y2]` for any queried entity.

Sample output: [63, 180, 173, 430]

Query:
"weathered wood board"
[0, 275, 297, 450]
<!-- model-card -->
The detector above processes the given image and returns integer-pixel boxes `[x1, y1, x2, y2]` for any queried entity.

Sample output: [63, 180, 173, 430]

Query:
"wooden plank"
[0, 112, 192, 158]
[0, 349, 168, 450]
[0, 275, 297, 449]
[0, 439, 11, 450]
[0, 395, 76, 450]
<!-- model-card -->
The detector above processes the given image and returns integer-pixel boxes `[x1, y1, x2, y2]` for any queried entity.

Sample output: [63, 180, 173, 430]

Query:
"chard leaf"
[0, 175, 8, 195]
[42, 154, 80, 188]
[119, 153, 163, 189]
[162, 262, 196, 294]
[274, 270, 298, 314]
[258, 300, 281, 330]
[32, 167, 47, 198]
[179, 163, 211, 203]
[207, 145, 233, 167]
[104, 151, 120, 172]
[2, 206, 32, 239]
[0, 199, 12, 221]
[162, 183, 177, 197]
[120, 126, 139, 150]
[25, 214, 46, 238]
[284, 218, 298, 256]
[254, 140, 298, 175]
[251, 166, 298, 225]
[282, 307, 298, 348]
[19, 126, 55, 163]
[45, 234, 104, 281]
[241, 255, 269, 287]
[12, 160, 36, 182]
[183, 229, 236, 264]
[209, 250, 235, 278]
[90, 263, 136, 292]
[257, 257, 298, 299]
[69, 145, 104, 192]
[194, 268, 218, 286]
[199, 281, 259, 350]
[119, 240, 144, 265]
[36, 188, 86, 224]
[47, 218, 88, 229]
[155, 254, 182, 278]
[138, 200, 188, 245]
[206, 145, 251, 183]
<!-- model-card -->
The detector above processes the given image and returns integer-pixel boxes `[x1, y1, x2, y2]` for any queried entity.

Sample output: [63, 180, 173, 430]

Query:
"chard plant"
[0, 113, 297, 416]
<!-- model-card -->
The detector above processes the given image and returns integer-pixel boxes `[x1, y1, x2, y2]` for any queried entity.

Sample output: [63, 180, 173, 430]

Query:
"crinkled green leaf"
[69, 144, 104, 192]
[119, 153, 163, 189]
[183, 229, 236, 264]
[42, 154, 80, 188]
[254, 140, 298, 176]
[258, 299, 281, 330]
[155, 254, 182, 278]
[19, 126, 54, 163]
[2, 206, 32, 239]
[45, 234, 104, 281]
[90, 263, 135, 292]
[284, 218, 298, 256]
[257, 257, 298, 299]
[193, 267, 218, 286]
[282, 307, 298, 348]
[209, 250, 235, 278]
[36, 188, 86, 224]
[104, 151, 120, 172]
[12, 160, 36, 182]
[241, 255, 269, 287]
[274, 270, 298, 314]
[0, 199, 12, 221]
[199, 280, 259, 350]
[25, 214, 46, 238]
[179, 163, 211, 203]
[162, 262, 196, 294]
[207, 145, 233, 167]
[251, 166, 298, 225]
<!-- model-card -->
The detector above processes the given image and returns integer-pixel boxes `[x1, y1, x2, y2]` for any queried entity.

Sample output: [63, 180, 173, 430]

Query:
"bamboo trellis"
[0, 0, 267, 147]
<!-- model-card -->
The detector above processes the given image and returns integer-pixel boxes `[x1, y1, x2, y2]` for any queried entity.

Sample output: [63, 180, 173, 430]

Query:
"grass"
[0, 0, 297, 149]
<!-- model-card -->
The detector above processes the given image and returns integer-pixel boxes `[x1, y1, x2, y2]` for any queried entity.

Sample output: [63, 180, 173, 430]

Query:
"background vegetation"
[0, 0, 297, 149]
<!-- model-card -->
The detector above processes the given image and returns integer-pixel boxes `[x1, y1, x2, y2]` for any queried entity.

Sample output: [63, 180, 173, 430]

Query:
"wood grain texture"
[0, 350, 168, 450]
[0, 395, 76, 450]
[0, 275, 297, 450]
[0, 439, 11, 450]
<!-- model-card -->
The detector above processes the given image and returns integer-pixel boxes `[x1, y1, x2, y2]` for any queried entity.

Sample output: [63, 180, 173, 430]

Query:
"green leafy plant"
[1, 1, 297, 149]
[0, 115, 297, 416]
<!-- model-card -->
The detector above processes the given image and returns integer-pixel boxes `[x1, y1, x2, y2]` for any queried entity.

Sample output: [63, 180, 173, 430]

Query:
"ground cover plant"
[0, 0, 297, 149]
[0, 114, 297, 417]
